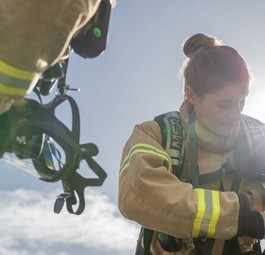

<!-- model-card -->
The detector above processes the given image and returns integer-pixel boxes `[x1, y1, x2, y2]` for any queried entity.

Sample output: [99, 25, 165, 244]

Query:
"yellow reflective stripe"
[119, 143, 172, 175]
[0, 60, 40, 95]
[0, 83, 27, 96]
[193, 189, 206, 237]
[0, 60, 37, 80]
[192, 189, 220, 238]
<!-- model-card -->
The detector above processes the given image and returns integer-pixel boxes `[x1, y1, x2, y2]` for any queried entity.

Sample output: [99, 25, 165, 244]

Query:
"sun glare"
[243, 85, 265, 122]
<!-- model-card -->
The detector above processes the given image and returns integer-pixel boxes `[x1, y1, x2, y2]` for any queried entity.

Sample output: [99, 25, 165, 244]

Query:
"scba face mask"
[0, 94, 107, 215]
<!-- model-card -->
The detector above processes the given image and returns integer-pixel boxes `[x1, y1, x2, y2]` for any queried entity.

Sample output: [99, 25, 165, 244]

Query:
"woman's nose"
[229, 105, 242, 121]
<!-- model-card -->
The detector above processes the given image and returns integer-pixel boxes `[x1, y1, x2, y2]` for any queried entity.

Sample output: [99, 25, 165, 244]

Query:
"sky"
[1, 1, 265, 254]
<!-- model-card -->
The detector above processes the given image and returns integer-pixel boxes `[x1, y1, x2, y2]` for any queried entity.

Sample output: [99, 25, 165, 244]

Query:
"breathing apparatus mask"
[0, 0, 112, 215]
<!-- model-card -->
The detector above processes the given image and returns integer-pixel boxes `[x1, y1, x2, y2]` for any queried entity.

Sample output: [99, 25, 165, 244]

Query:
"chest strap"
[154, 111, 185, 177]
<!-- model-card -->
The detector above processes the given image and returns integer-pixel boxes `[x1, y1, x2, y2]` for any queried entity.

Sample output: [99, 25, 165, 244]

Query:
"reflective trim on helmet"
[192, 189, 220, 238]
[0, 60, 39, 95]
[119, 143, 172, 175]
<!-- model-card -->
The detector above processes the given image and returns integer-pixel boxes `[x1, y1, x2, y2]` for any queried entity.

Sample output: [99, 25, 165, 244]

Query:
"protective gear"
[0, 0, 101, 72]
[0, 0, 112, 113]
[0, 92, 107, 215]
[119, 100, 265, 255]
[0, 0, 113, 213]
[71, 0, 111, 58]
[0, 56, 108, 214]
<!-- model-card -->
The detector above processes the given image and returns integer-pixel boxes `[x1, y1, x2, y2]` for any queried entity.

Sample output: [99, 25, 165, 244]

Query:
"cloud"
[0, 188, 139, 255]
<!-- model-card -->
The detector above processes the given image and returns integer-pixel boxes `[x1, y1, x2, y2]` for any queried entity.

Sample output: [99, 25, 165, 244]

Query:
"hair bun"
[183, 33, 221, 58]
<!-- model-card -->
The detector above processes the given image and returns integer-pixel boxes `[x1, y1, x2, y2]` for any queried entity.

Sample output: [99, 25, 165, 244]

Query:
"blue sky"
[1, 1, 265, 254]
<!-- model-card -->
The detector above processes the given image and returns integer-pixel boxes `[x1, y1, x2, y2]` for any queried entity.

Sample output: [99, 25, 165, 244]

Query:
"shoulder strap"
[135, 112, 185, 255]
[135, 227, 154, 255]
[154, 111, 185, 177]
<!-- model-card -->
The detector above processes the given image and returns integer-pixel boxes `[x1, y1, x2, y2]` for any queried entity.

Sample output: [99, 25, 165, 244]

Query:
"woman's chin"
[213, 125, 240, 137]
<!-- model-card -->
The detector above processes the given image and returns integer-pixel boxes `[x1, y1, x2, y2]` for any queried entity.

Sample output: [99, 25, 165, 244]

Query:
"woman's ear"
[184, 86, 196, 105]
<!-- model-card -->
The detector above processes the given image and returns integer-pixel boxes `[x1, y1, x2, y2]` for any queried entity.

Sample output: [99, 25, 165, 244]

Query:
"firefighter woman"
[118, 33, 265, 255]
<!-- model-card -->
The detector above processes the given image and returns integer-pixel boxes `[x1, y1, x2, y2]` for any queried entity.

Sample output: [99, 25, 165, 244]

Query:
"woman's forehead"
[207, 82, 249, 100]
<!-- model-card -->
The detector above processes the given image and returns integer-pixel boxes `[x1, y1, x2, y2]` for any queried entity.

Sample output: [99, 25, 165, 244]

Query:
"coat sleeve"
[0, 0, 101, 113]
[0, 0, 101, 72]
[118, 120, 252, 240]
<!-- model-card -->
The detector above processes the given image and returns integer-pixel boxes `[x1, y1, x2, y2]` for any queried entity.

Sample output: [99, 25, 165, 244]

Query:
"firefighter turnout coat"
[118, 100, 265, 255]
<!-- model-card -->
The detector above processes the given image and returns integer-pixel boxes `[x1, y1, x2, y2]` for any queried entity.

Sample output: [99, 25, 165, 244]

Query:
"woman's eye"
[217, 99, 245, 110]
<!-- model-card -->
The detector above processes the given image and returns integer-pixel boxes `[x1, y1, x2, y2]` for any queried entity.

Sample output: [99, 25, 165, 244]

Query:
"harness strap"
[194, 240, 213, 255]
[135, 228, 154, 255]
[154, 111, 185, 177]
[188, 109, 200, 188]
[143, 229, 154, 255]
[188, 169, 222, 186]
